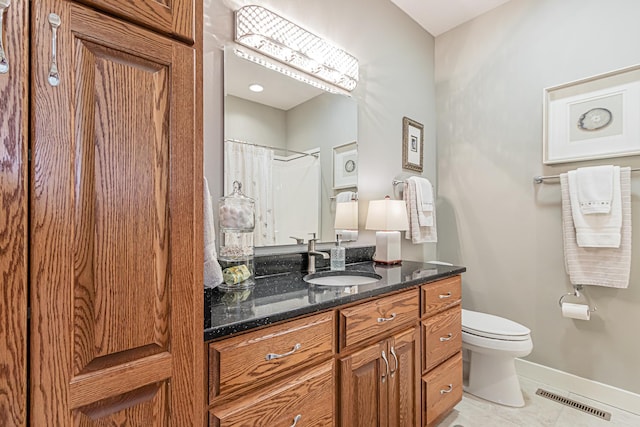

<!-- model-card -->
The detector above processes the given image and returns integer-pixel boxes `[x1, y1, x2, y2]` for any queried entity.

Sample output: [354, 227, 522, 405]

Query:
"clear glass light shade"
[334, 201, 359, 230]
[365, 198, 409, 231]
[235, 5, 359, 92]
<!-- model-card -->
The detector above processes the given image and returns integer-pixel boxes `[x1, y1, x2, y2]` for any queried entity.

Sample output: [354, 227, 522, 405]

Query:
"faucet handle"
[290, 236, 304, 244]
[308, 232, 317, 241]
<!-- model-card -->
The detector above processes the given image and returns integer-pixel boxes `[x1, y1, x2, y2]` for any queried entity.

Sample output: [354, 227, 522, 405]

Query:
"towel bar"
[534, 167, 640, 184]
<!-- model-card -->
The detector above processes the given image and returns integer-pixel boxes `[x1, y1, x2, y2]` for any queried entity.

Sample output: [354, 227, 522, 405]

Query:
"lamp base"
[374, 231, 403, 264]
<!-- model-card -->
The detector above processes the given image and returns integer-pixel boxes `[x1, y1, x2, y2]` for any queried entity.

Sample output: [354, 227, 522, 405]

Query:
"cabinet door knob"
[290, 414, 302, 427]
[377, 312, 396, 323]
[440, 384, 453, 394]
[0, 0, 10, 74]
[439, 333, 453, 342]
[47, 13, 61, 86]
[265, 343, 301, 361]
[381, 350, 390, 383]
[389, 346, 398, 377]
[438, 292, 452, 299]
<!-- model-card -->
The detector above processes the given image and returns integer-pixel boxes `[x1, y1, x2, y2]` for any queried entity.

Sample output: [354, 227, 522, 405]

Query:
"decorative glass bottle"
[218, 181, 255, 290]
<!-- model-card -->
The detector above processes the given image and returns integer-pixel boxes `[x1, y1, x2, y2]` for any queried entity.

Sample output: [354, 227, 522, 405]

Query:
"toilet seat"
[462, 309, 530, 341]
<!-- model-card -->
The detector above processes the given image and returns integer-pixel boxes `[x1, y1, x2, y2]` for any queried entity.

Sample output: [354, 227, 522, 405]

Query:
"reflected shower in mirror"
[223, 46, 358, 247]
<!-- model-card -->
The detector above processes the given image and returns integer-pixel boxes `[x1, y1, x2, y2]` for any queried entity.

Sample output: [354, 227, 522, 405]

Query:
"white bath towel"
[576, 165, 614, 214]
[204, 177, 223, 289]
[408, 176, 434, 226]
[404, 179, 437, 243]
[336, 191, 357, 202]
[560, 168, 631, 288]
[568, 166, 622, 248]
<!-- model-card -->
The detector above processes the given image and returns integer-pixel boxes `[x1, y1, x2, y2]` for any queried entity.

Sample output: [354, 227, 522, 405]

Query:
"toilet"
[461, 309, 533, 407]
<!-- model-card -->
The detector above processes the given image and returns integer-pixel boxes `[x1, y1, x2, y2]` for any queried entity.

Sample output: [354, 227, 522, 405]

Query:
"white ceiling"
[390, 0, 511, 36]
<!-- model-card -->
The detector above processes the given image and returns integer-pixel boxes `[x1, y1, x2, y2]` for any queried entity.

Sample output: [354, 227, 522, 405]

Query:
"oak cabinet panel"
[0, 0, 29, 425]
[420, 275, 461, 317]
[29, 1, 200, 425]
[210, 360, 334, 427]
[422, 306, 462, 373]
[422, 352, 463, 427]
[339, 328, 419, 427]
[74, 0, 194, 42]
[209, 311, 334, 401]
[339, 289, 419, 349]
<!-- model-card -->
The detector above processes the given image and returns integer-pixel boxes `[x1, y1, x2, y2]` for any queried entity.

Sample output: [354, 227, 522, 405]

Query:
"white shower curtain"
[224, 141, 275, 246]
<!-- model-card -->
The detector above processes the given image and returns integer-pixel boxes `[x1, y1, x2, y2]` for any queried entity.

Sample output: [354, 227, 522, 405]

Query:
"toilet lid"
[462, 309, 530, 340]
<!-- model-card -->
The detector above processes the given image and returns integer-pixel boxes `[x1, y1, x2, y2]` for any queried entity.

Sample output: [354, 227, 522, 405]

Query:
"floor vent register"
[535, 388, 612, 421]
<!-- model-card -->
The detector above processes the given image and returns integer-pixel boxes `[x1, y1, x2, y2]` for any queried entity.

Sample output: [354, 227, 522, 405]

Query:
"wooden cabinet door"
[74, 0, 194, 42]
[0, 0, 29, 425]
[387, 328, 420, 427]
[339, 341, 388, 427]
[30, 1, 202, 425]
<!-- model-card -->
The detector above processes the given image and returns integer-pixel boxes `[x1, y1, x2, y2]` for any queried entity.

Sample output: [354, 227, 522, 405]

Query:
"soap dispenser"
[330, 234, 345, 271]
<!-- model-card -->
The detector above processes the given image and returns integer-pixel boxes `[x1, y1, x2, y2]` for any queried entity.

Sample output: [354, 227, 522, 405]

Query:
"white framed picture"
[543, 64, 640, 164]
[333, 141, 357, 189]
[402, 117, 424, 172]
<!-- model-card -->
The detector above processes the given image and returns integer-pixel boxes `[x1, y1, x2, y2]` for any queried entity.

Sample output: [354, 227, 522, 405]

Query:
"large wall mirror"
[223, 46, 358, 248]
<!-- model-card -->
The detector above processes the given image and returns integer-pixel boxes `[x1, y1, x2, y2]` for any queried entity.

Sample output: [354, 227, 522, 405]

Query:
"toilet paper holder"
[558, 285, 597, 313]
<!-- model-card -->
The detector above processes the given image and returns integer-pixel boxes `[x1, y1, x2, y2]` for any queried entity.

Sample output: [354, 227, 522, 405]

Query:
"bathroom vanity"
[204, 258, 465, 426]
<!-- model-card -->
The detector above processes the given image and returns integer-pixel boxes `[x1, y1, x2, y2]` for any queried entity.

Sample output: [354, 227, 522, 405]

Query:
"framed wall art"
[402, 117, 424, 172]
[543, 64, 640, 164]
[333, 141, 358, 189]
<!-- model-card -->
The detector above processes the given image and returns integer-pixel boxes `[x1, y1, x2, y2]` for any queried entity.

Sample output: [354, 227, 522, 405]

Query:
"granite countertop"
[204, 259, 466, 342]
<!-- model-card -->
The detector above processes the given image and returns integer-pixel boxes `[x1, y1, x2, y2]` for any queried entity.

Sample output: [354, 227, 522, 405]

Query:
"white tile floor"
[437, 376, 640, 427]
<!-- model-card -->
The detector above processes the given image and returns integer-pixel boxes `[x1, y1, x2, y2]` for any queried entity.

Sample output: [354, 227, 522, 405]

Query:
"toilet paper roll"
[561, 302, 591, 320]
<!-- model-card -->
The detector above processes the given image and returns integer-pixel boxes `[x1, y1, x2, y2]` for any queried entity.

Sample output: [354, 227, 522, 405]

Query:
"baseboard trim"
[515, 359, 640, 416]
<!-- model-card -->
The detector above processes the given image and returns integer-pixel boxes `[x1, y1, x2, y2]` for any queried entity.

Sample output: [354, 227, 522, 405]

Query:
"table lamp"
[365, 196, 409, 264]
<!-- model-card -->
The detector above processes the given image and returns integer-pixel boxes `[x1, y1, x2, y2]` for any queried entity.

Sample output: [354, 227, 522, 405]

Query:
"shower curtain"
[224, 140, 275, 246]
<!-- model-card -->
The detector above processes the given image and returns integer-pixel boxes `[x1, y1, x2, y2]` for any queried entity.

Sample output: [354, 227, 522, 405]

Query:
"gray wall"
[225, 95, 287, 149]
[436, 0, 640, 393]
[204, 0, 437, 261]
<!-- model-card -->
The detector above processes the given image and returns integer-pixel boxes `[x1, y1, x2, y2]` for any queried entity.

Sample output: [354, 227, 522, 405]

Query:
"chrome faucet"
[307, 233, 329, 274]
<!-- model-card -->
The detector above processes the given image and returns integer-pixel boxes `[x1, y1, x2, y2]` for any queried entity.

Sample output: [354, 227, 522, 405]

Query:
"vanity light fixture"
[234, 5, 359, 92]
[365, 196, 409, 265]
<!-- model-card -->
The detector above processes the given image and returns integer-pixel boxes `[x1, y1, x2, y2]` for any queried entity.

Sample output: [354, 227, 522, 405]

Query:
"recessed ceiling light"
[249, 83, 264, 92]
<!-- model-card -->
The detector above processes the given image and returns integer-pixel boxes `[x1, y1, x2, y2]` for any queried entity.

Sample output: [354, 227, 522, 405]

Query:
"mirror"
[223, 47, 358, 247]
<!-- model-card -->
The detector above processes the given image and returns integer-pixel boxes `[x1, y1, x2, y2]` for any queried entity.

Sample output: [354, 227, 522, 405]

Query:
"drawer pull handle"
[377, 312, 396, 323]
[439, 292, 452, 299]
[47, 13, 61, 86]
[381, 350, 390, 383]
[0, 0, 10, 74]
[440, 384, 453, 394]
[265, 343, 301, 361]
[389, 346, 398, 377]
[290, 414, 302, 427]
[440, 333, 453, 342]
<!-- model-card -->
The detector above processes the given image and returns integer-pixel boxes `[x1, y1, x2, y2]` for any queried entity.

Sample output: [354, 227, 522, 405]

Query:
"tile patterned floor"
[437, 376, 640, 427]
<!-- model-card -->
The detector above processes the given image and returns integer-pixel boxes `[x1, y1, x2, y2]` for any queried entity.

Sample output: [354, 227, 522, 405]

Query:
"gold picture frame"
[402, 117, 424, 172]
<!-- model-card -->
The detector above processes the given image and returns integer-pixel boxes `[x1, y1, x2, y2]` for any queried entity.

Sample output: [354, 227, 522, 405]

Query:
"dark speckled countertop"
[204, 250, 465, 341]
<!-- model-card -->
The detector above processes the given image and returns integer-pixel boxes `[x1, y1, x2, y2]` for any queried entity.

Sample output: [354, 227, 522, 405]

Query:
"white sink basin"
[303, 271, 382, 286]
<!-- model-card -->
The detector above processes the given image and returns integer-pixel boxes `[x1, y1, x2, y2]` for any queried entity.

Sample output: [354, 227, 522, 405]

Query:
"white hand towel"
[403, 179, 437, 243]
[408, 177, 434, 226]
[568, 166, 622, 248]
[576, 165, 614, 214]
[336, 191, 357, 202]
[560, 168, 631, 288]
[204, 177, 223, 289]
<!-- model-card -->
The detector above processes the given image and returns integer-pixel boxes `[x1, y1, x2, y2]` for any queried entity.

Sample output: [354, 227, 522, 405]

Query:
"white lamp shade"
[365, 198, 409, 231]
[334, 201, 358, 229]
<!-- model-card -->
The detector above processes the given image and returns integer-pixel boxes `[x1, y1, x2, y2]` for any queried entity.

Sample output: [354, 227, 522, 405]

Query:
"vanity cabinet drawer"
[339, 289, 419, 349]
[208, 311, 334, 400]
[422, 306, 462, 372]
[422, 352, 463, 427]
[421, 275, 461, 317]
[210, 360, 334, 427]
